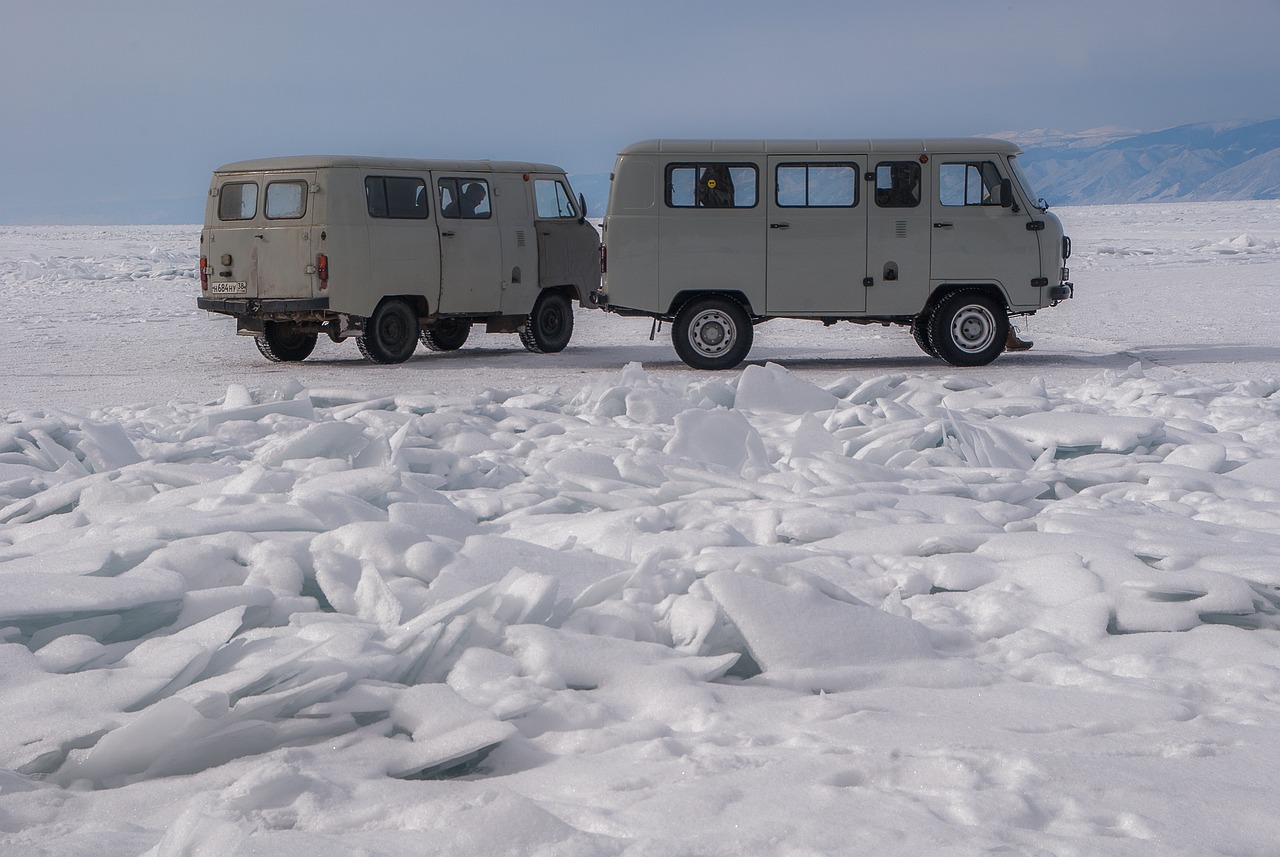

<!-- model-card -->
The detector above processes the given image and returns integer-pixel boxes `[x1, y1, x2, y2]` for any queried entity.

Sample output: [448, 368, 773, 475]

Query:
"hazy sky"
[4, 0, 1278, 223]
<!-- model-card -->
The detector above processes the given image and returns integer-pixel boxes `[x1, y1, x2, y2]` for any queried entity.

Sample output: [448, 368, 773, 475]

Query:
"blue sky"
[4, 0, 1278, 223]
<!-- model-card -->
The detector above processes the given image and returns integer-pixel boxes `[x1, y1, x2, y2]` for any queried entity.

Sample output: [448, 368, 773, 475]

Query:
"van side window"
[365, 176, 429, 219]
[265, 181, 308, 219]
[776, 164, 859, 207]
[534, 179, 577, 218]
[218, 182, 258, 221]
[439, 178, 492, 219]
[666, 164, 758, 208]
[874, 162, 921, 208]
[939, 161, 1005, 206]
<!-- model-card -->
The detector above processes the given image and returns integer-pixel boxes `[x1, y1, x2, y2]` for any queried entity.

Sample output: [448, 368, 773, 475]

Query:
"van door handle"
[770, 222, 791, 229]
[441, 231, 456, 237]
[933, 222, 954, 229]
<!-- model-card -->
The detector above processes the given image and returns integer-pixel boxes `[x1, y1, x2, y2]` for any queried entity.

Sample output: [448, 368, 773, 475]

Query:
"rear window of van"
[265, 181, 308, 219]
[218, 182, 258, 220]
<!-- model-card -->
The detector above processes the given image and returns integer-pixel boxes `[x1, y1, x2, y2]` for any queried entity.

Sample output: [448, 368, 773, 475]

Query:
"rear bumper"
[198, 297, 330, 317]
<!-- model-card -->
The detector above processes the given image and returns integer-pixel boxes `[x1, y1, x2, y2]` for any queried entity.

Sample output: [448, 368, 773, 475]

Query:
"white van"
[593, 138, 1072, 369]
[199, 156, 600, 363]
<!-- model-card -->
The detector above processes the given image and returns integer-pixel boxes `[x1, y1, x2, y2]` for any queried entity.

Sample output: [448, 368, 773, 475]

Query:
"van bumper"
[198, 297, 331, 316]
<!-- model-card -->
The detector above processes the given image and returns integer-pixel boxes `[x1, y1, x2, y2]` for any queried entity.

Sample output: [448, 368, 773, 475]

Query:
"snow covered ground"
[2, 201, 1280, 855]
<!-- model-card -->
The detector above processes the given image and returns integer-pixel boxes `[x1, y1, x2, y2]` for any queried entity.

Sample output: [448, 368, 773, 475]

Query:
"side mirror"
[578, 192, 588, 224]
[1000, 178, 1014, 209]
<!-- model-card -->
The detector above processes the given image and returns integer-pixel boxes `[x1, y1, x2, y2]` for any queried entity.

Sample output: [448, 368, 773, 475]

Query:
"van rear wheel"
[927, 291, 1008, 367]
[521, 291, 573, 353]
[358, 298, 420, 364]
[420, 319, 470, 352]
[256, 322, 317, 362]
[672, 296, 753, 370]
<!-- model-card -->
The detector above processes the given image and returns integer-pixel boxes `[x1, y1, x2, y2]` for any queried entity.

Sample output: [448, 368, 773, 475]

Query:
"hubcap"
[690, 310, 734, 356]
[381, 314, 406, 344]
[950, 305, 996, 353]
[542, 306, 563, 335]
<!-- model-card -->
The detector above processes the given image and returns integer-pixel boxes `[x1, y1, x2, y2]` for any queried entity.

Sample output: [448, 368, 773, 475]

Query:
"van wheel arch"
[668, 290, 756, 320]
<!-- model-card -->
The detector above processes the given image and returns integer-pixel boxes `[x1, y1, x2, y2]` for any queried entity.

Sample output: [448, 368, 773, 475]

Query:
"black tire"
[520, 291, 574, 354]
[910, 314, 939, 358]
[357, 298, 420, 364]
[927, 290, 1008, 367]
[671, 296, 753, 370]
[420, 319, 470, 352]
[255, 322, 317, 362]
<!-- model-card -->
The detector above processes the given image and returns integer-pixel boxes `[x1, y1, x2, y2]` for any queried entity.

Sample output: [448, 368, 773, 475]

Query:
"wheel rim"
[379, 312, 408, 346]
[540, 304, 564, 337]
[278, 330, 307, 349]
[949, 304, 997, 353]
[688, 309, 735, 358]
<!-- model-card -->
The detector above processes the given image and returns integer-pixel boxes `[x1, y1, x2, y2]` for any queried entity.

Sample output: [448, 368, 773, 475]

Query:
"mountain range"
[997, 118, 1280, 206]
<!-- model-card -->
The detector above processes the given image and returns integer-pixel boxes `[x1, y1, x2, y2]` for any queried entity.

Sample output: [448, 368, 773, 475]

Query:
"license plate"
[210, 281, 247, 296]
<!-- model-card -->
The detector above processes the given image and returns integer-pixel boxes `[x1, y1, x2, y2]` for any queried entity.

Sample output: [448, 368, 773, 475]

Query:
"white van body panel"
[598, 138, 1072, 368]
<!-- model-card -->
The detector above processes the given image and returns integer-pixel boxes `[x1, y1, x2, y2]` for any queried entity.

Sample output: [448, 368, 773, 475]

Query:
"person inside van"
[444, 182, 488, 218]
[696, 166, 736, 208]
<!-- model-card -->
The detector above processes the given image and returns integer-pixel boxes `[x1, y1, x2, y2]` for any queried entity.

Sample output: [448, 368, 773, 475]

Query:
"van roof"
[213, 155, 567, 174]
[618, 138, 1023, 156]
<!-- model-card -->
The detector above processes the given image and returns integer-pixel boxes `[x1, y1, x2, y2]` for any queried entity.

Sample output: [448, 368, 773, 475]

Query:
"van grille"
[516, 230, 526, 247]
[895, 220, 908, 238]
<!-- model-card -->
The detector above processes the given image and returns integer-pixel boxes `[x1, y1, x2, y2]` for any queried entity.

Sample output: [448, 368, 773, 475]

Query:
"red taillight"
[316, 253, 329, 288]
[199, 256, 208, 290]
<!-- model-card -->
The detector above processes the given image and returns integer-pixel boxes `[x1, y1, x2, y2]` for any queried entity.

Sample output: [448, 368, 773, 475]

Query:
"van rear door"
[764, 158, 866, 315]
[254, 173, 317, 300]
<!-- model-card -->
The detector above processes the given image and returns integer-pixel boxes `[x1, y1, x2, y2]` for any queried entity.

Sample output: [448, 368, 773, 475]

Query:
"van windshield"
[1008, 156, 1047, 211]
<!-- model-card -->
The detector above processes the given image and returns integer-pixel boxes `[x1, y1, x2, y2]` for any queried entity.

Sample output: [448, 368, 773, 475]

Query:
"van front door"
[929, 158, 1040, 302]
[436, 174, 502, 314]
[764, 158, 866, 315]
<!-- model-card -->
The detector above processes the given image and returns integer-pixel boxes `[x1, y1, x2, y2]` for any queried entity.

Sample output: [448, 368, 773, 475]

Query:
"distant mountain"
[1004, 118, 1280, 205]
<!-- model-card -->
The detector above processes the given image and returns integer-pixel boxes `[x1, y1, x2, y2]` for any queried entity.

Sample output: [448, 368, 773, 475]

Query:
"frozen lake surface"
[2, 201, 1280, 856]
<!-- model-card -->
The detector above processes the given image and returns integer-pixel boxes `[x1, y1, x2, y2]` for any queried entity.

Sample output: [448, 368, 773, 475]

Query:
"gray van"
[593, 138, 1072, 369]
[199, 156, 599, 363]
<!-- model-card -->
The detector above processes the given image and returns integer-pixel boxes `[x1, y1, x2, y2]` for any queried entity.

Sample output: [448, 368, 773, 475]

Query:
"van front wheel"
[358, 298, 420, 364]
[672, 296, 753, 370]
[521, 291, 574, 353]
[927, 291, 1008, 367]
[255, 322, 317, 362]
